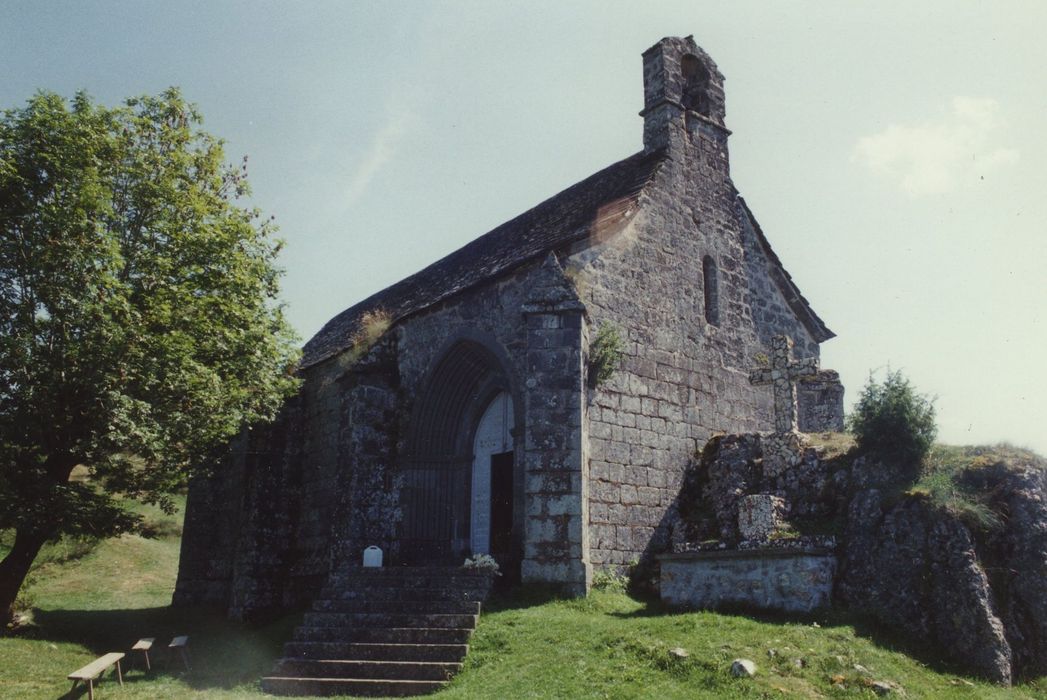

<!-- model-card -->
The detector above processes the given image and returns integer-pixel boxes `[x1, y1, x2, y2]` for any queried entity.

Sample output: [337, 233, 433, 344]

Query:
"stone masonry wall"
[325, 351, 400, 574]
[271, 349, 351, 608]
[798, 370, 845, 432]
[172, 437, 248, 607]
[175, 391, 316, 614]
[661, 550, 835, 614]
[519, 255, 591, 592]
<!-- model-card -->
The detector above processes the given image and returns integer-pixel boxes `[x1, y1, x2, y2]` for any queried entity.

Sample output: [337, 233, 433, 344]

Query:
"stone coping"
[659, 547, 835, 561]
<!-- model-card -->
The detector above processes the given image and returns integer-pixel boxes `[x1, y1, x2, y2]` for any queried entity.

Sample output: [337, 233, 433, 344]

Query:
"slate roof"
[300, 149, 668, 368]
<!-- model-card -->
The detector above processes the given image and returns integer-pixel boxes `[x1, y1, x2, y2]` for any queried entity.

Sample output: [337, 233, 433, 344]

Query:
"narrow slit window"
[703, 255, 720, 325]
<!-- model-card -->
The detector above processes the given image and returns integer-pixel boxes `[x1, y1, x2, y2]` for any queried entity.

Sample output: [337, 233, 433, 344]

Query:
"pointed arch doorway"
[400, 339, 522, 574]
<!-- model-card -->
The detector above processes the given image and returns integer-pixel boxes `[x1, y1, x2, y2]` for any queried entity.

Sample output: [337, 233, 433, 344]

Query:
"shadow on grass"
[18, 605, 300, 692]
[59, 668, 210, 700]
[482, 584, 578, 613]
[607, 597, 829, 622]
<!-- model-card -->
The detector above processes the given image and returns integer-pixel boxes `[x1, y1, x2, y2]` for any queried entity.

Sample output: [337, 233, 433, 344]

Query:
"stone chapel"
[174, 35, 842, 619]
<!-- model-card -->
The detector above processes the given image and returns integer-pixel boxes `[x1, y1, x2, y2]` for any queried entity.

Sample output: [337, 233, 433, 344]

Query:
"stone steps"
[317, 586, 490, 602]
[272, 659, 461, 681]
[282, 642, 468, 662]
[291, 626, 475, 644]
[262, 567, 494, 696]
[261, 677, 446, 697]
[311, 599, 480, 615]
[323, 567, 492, 588]
[301, 611, 478, 629]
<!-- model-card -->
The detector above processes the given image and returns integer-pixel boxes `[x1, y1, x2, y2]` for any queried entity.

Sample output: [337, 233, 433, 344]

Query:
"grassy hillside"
[458, 585, 1047, 699]
[0, 496, 299, 698]
[2, 496, 1046, 698]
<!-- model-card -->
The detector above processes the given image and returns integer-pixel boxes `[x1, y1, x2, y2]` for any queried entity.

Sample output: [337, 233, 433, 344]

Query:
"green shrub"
[589, 322, 625, 388]
[591, 569, 628, 593]
[847, 369, 937, 470]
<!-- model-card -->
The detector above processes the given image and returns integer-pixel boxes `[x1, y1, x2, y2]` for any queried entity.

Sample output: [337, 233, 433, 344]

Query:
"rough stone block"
[647, 468, 667, 488]
[638, 486, 662, 507]
[761, 431, 805, 477]
[546, 494, 582, 516]
[737, 494, 789, 542]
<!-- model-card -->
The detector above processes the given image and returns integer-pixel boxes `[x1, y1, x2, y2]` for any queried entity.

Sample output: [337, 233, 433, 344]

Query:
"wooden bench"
[169, 635, 190, 671]
[132, 637, 154, 670]
[68, 652, 124, 700]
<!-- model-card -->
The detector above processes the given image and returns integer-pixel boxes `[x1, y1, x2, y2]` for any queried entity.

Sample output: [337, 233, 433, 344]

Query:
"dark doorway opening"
[490, 451, 514, 554]
[490, 451, 519, 583]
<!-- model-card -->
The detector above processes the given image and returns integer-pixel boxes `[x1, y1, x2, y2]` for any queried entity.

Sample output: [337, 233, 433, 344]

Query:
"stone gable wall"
[573, 103, 823, 570]
[736, 209, 820, 359]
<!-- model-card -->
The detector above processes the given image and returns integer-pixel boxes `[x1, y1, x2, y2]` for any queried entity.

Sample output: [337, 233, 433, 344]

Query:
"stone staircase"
[262, 567, 495, 697]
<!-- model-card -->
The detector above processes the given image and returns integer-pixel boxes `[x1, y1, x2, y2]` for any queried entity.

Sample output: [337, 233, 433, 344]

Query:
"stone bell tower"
[640, 36, 729, 159]
[640, 35, 733, 208]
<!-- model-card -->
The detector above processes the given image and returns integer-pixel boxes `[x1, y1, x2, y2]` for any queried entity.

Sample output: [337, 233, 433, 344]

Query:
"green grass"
[909, 443, 1046, 533]
[1, 494, 300, 698]
[802, 431, 857, 460]
[451, 588, 1047, 699]
[3, 491, 1047, 698]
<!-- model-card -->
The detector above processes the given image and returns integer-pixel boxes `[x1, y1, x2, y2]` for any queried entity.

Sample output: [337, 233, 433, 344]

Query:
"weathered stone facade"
[174, 35, 838, 617]
[574, 39, 834, 570]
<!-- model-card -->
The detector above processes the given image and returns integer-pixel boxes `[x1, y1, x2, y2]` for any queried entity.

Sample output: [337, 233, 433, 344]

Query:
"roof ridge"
[300, 149, 667, 368]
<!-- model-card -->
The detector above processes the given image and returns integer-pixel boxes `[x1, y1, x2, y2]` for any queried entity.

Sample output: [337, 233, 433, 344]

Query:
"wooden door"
[490, 451, 514, 556]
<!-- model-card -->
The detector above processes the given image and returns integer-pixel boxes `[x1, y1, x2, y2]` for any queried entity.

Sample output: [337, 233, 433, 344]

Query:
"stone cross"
[748, 335, 818, 433]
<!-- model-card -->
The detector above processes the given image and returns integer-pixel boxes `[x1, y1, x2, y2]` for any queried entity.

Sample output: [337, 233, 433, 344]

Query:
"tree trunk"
[0, 528, 48, 626]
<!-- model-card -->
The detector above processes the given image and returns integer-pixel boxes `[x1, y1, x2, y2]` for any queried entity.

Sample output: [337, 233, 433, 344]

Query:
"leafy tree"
[0, 89, 300, 623]
[847, 369, 937, 473]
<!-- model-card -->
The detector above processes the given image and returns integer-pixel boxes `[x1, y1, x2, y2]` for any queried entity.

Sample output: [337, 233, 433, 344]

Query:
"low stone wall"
[659, 548, 835, 614]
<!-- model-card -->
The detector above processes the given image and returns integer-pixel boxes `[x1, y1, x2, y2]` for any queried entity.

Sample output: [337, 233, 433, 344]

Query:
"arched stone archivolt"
[399, 336, 523, 566]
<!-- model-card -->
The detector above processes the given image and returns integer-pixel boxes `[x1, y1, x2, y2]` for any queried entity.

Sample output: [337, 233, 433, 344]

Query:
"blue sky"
[3, 1, 1045, 452]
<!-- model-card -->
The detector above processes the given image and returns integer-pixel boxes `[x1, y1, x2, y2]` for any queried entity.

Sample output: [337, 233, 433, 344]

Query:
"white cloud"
[344, 109, 414, 206]
[853, 97, 1019, 196]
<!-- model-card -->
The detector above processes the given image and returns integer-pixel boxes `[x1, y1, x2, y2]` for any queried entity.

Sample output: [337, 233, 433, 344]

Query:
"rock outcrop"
[837, 489, 1012, 683]
[964, 461, 1047, 678]
[675, 434, 1047, 685]
[679, 433, 839, 545]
